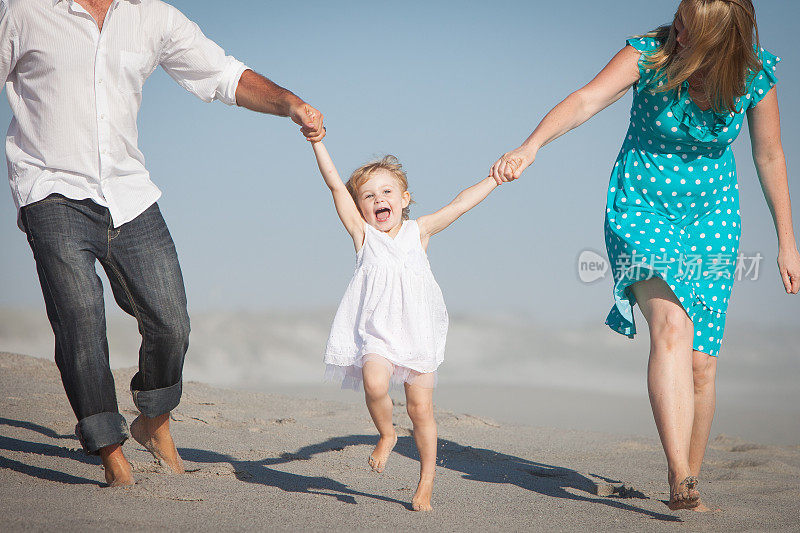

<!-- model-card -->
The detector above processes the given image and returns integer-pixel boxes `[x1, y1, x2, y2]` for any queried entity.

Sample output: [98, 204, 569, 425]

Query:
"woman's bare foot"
[411, 474, 434, 511]
[130, 413, 184, 474]
[368, 433, 397, 473]
[99, 443, 134, 487]
[667, 475, 700, 510]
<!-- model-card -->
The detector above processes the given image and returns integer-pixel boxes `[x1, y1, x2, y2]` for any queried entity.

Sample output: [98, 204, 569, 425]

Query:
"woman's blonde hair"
[346, 155, 414, 220]
[638, 0, 761, 113]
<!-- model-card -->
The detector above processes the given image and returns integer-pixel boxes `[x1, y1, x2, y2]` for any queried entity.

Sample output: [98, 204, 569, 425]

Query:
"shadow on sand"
[0, 417, 101, 486]
[179, 444, 411, 508]
[0, 416, 679, 521]
[182, 433, 679, 522]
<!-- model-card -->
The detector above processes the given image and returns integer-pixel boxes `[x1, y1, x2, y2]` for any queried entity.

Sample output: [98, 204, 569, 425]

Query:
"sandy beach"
[3, 307, 799, 446]
[2, 351, 799, 531]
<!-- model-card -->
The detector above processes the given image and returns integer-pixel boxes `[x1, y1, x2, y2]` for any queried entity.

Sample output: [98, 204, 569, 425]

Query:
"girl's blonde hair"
[346, 155, 414, 220]
[638, 0, 761, 113]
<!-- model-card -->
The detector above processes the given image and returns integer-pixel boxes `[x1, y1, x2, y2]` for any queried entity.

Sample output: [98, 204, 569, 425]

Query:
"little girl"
[312, 141, 501, 512]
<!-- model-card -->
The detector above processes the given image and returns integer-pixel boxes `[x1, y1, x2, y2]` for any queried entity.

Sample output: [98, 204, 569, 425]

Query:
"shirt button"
[98, 79, 103, 85]
[99, 114, 106, 120]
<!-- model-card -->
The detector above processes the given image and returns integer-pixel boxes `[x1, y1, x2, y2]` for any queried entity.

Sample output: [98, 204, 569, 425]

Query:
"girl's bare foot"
[368, 433, 397, 473]
[667, 475, 700, 510]
[99, 443, 134, 487]
[411, 474, 434, 511]
[130, 413, 184, 474]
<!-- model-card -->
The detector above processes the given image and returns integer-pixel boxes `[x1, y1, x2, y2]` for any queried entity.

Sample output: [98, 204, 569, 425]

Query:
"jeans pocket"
[21, 195, 70, 239]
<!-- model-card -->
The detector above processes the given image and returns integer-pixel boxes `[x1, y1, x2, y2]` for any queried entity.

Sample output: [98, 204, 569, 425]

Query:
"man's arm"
[158, 4, 324, 141]
[235, 69, 325, 142]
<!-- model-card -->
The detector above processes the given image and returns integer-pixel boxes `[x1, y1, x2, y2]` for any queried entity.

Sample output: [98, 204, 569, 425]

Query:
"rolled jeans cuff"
[75, 412, 129, 455]
[131, 379, 182, 418]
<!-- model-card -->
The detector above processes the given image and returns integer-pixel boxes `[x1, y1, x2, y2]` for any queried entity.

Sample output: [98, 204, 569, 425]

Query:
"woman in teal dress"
[491, 0, 800, 511]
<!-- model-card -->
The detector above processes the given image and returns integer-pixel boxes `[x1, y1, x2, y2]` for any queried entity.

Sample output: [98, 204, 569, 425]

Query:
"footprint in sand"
[730, 444, 766, 452]
[724, 459, 768, 469]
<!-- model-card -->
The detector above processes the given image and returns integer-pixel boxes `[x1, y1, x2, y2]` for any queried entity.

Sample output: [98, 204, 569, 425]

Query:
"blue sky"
[1, 0, 797, 325]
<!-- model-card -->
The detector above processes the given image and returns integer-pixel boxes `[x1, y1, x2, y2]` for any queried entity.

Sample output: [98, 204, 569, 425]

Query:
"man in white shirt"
[0, 0, 325, 486]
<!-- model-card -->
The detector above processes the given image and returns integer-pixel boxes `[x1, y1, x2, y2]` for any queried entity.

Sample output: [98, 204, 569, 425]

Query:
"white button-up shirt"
[0, 0, 248, 230]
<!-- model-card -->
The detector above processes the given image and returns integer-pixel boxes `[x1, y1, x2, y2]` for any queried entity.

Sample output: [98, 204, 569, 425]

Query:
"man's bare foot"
[130, 413, 184, 474]
[667, 475, 700, 510]
[99, 443, 134, 487]
[411, 474, 434, 511]
[368, 433, 397, 473]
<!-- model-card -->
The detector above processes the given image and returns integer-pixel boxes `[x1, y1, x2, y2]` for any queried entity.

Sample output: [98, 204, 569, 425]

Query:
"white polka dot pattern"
[604, 37, 780, 358]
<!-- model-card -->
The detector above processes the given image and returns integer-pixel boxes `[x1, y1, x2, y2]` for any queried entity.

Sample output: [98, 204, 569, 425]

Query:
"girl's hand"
[777, 245, 800, 294]
[490, 146, 536, 184]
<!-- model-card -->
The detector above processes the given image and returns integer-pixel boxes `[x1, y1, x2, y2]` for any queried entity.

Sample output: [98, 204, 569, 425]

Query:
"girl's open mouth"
[375, 207, 391, 222]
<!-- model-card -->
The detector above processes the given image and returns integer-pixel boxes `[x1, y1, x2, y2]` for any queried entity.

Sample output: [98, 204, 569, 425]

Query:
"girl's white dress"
[324, 219, 449, 389]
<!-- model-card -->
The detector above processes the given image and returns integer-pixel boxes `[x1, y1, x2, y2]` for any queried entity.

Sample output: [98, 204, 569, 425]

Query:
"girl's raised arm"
[312, 141, 365, 249]
[417, 176, 498, 249]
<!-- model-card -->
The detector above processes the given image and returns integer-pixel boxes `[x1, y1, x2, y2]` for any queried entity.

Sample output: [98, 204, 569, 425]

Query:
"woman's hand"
[777, 245, 800, 294]
[490, 146, 536, 184]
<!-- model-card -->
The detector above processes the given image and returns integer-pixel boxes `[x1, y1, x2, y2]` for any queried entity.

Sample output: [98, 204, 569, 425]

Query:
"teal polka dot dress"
[604, 36, 780, 357]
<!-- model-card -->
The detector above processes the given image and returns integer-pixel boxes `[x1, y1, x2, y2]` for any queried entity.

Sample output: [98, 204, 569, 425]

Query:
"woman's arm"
[746, 87, 800, 294]
[311, 142, 365, 250]
[417, 176, 498, 249]
[490, 45, 642, 183]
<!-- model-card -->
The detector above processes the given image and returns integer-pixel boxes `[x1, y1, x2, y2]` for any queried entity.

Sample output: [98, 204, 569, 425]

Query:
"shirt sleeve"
[158, 5, 249, 106]
[0, 1, 19, 84]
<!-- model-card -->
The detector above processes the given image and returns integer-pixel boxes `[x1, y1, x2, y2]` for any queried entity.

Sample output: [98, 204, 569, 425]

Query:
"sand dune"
[1, 352, 799, 531]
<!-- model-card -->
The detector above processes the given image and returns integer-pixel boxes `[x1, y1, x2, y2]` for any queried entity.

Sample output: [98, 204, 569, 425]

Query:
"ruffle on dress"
[626, 38, 780, 143]
[744, 48, 780, 109]
[627, 37, 666, 95]
[324, 354, 437, 391]
[604, 255, 728, 357]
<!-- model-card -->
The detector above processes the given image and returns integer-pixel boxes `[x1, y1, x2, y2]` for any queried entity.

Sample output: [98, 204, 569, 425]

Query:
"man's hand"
[234, 70, 325, 141]
[290, 103, 325, 142]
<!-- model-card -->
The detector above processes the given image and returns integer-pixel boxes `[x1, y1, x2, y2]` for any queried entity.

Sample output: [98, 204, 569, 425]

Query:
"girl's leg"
[404, 380, 436, 512]
[362, 356, 397, 472]
[630, 277, 699, 509]
[687, 350, 718, 512]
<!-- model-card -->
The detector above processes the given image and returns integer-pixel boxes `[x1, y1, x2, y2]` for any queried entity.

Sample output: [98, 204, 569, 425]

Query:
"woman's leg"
[686, 350, 719, 512]
[404, 381, 436, 512]
[630, 276, 699, 509]
[362, 357, 397, 472]
[689, 350, 717, 475]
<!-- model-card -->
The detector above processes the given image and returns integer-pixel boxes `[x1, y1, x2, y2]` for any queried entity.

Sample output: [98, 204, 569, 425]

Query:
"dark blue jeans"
[21, 194, 190, 454]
